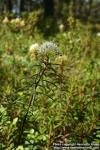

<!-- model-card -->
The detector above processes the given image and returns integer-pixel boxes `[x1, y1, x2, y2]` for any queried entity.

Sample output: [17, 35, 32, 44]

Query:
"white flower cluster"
[59, 24, 64, 32]
[97, 32, 100, 37]
[29, 41, 61, 60]
[29, 43, 39, 54]
[39, 41, 60, 55]
[2, 17, 25, 27]
[28, 43, 39, 60]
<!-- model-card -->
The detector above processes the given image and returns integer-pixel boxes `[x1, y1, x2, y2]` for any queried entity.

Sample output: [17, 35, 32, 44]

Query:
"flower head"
[97, 32, 100, 37]
[15, 18, 20, 24]
[39, 41, 59, 55]
[10, 18, 20, 24]
[59, 24, 64, 32]
[29, 43, 39, 60]
[10, 19, 15, 24]
[29, 43, 39, 53]
[2, 17, 9, 24]
[10, 18, 25, 27]
[20, 20, 25, 27]
[28, 42, 61, 62]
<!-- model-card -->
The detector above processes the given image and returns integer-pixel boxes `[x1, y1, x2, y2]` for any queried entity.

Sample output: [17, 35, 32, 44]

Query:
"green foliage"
[0, 15, 100, 150]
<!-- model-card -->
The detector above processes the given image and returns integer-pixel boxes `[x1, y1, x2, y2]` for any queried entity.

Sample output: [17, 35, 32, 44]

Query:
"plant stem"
[18, 65, 46, 144]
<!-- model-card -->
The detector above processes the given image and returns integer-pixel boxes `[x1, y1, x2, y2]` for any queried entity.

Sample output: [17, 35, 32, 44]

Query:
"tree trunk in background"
[20, 0, 25, 11]
[5, 0, 12, 12]
[16, 0, 21, 16]
[88, 0, 93, 15]
[13, 0, 24, 16]
[43, 0, 54, 16]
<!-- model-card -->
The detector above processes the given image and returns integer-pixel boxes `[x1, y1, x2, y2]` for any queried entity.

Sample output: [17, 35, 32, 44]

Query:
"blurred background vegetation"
[0, 0, 100, 21]
[0, 0, 100, 34]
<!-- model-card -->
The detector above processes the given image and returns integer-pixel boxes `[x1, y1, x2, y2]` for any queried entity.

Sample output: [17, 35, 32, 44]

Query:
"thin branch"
[18, 66, 46, 144]
[42, 79, 58, 87]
